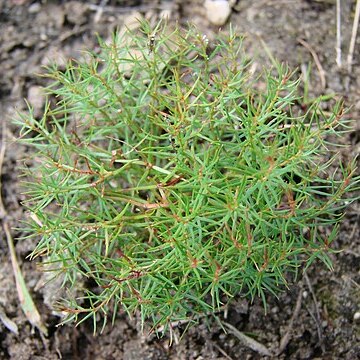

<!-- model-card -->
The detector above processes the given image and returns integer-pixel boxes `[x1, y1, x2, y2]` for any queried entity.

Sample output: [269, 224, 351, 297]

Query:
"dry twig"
[223, 322, 272, 357]
[336, 0, 342, 67]
[304, 272, 325, 353]
[277, 282, 304, 355]
[0, 121, 47, 336]
[347, 0, 360, 74]
[94, 0, 108, 23]
[297, 38, 326, 90]
[210, 340, 234, 360]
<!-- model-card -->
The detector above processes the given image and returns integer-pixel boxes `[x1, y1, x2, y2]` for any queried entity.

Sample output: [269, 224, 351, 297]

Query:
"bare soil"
[0, 1, 359, 359]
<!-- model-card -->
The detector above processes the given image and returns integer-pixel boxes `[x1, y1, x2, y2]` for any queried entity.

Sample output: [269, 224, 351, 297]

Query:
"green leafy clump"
[17, 21, 359, 332]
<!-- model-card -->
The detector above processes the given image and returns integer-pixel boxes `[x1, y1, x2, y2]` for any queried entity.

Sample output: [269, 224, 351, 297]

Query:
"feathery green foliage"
[16, 21, 359, 333]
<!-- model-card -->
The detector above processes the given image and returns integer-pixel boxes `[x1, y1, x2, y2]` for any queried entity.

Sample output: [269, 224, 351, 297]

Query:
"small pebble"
[27, 86, 45, 119]
[204, 0, 232, 26]
[40, 33, 48, 41]
[28, 3, 41, 13]
[65, 1, 87, 25]
[41, 48, 67, 68]
[354, 311, 360, 321]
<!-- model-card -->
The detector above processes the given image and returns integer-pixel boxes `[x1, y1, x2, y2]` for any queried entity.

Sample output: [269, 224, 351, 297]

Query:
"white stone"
[28, 3, 41, 13]
[27, 86, 45, 118]
[204, 0, 232, 26]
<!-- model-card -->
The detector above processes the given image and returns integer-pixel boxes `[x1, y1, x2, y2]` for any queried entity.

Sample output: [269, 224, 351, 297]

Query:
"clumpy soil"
[0, 0, 359, 359]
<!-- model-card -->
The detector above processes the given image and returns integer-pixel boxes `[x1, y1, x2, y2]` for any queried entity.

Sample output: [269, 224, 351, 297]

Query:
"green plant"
[17, 21, 359, 333]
